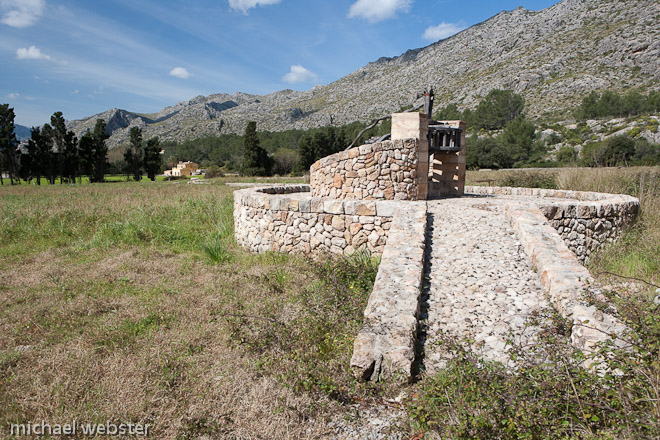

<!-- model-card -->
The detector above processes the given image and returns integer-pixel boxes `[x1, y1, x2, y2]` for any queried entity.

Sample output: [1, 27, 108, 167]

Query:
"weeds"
[219, 251, 380, 401]
[201, 235, 232, 264]
[409, 293, 660, 438]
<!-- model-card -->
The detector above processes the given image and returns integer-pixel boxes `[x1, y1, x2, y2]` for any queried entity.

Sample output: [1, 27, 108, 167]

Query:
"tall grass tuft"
[201, 235, 232, 264]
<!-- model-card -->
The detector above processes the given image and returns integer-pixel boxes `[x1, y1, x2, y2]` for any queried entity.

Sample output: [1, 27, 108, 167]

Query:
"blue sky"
[1, 0, 558, 127]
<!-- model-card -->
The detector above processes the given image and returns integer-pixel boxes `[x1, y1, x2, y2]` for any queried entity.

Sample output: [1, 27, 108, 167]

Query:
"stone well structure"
[233, 111, 640, 382]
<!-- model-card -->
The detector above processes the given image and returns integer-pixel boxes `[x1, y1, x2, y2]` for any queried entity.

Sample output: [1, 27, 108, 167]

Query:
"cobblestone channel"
[421, 197, 551, 372]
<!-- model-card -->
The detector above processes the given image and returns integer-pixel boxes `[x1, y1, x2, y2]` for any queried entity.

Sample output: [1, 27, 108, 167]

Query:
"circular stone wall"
[309, 139, 421, 200]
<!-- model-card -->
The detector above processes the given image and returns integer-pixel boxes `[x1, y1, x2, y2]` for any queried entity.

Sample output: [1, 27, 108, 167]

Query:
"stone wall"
[234, 185, 400, 255]
[465, 186, 639, 264]
[350, 202, 427, 382]
[309, 139, 421, 200]
[508, 205, 627, 360]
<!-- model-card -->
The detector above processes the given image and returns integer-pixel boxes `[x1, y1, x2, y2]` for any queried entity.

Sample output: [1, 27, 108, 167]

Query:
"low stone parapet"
[466, 185, 639, 264]
[350, 202, 428, 382]
[507, 205, 627, 359]
[233, 185, 402, 255]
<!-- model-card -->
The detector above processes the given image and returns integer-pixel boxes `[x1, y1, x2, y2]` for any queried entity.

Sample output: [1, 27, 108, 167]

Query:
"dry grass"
[0, 181, 396, 439]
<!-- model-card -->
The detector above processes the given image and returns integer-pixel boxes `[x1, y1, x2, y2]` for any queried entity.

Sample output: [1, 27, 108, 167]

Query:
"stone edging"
[507, 205, 627, 359]
[466, 185, 639, 264]
[349, 202, 428, 382]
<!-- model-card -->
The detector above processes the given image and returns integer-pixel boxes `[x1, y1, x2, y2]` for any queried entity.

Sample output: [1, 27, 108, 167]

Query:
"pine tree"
[125, 126, 143, 181]
[91, 119, 109, 182]
[241, 121, 272, 176]
[474, 89, 525, 130]
[25, 126, 52, 185]
[143, 137, 161, 181]
[50, 112, 78, 183]
[40, 124, 59, 184]
[78, 133, 95, 181]
[0, 104, 19, 185]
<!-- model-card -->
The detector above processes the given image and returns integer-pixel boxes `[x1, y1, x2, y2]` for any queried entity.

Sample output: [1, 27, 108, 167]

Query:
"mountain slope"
[14, 124, 32, 141]
[69, 0, 660, 148]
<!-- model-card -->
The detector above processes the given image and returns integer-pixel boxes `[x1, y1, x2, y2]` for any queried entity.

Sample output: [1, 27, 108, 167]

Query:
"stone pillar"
[391, 112, 429, 200]
[429, 120, 466, 197]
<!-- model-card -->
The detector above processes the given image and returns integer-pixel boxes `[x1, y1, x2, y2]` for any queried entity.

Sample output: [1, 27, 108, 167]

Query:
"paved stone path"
[421, 197, 551, 372]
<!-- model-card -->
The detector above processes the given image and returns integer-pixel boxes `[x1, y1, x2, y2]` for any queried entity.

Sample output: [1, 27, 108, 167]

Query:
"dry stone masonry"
[466, 186, 639, 264]
[233, 112, 640, 381]
[233, 185, 394, 255]
[310, 139, 422, 201]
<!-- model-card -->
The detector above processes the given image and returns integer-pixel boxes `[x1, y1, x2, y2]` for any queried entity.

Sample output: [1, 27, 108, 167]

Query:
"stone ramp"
[422, 198, 551, 372]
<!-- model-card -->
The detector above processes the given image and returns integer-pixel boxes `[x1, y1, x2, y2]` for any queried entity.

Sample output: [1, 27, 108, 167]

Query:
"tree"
[556, 146, 577, 164]
[143, 137, 162, 181]
[466, 135, 512, 169]
[598, 91, 624, 118]
[298, 132, 316, 170]
[498, 116, 539, 166]
[78, 133, 95, 180]
[77, 119, 109, 182]
[124, 126, 143, 181]
[24, 126, 53, 185]
[474, 90, 525, 130]
[40, 124, 59, 184]
[0, 104, 19, 185]
[623, 91, 644, 116]
[575, 91, 600, 120]
[241, 121, 272, 176]
[50, 112, 78, 183]
[91, 119, 109, 182]
[433, 103, 462, 121]
[273, 148, 301, 175]
[603, 135, 635, 166]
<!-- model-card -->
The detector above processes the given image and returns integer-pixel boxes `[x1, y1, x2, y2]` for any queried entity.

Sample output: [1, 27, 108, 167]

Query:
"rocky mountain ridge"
[68, 0, 660, 149]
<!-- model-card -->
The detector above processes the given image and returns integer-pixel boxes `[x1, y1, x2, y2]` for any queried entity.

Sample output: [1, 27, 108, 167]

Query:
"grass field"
[0, 179, 384, 439]
[1, 168, 659, 439]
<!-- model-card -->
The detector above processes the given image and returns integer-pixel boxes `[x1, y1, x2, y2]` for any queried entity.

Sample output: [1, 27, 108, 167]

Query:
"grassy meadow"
[0, 178, 385, 439]
[0, 167, 659, 439]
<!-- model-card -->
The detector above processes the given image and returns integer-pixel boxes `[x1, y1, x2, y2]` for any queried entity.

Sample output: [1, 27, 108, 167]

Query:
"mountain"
[68, 0, 660, 149]
[14, 124, 32, 141]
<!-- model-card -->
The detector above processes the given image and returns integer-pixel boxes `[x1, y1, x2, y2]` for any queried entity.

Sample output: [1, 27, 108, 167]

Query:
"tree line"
[160, 118, 390, 176]
[574, 90, 660, 120]
[0, 104, 161, 185]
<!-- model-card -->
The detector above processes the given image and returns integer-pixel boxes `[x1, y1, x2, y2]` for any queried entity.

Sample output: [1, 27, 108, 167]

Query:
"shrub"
[204, 165, 225, 178]
[497, 171, 558, 189]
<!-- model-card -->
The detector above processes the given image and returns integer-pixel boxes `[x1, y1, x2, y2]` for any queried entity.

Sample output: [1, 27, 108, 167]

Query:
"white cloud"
[1, 0, 45, 28]
[16, 45, 66, 64]
[282, 65, 318, 84]
[169, 67, 191, 79]
[422, 22, 466, 41]
[71, 89, 79, 95]
[16, 45, 51, 61]
[228, 0, 281, 14]
[348, 0, 411, 23]
[6, 92, 35, 101]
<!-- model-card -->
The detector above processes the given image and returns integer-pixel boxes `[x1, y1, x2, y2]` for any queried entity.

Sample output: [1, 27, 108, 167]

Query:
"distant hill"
[68, 0, 660, 149]
[14, 124, 32, 141]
